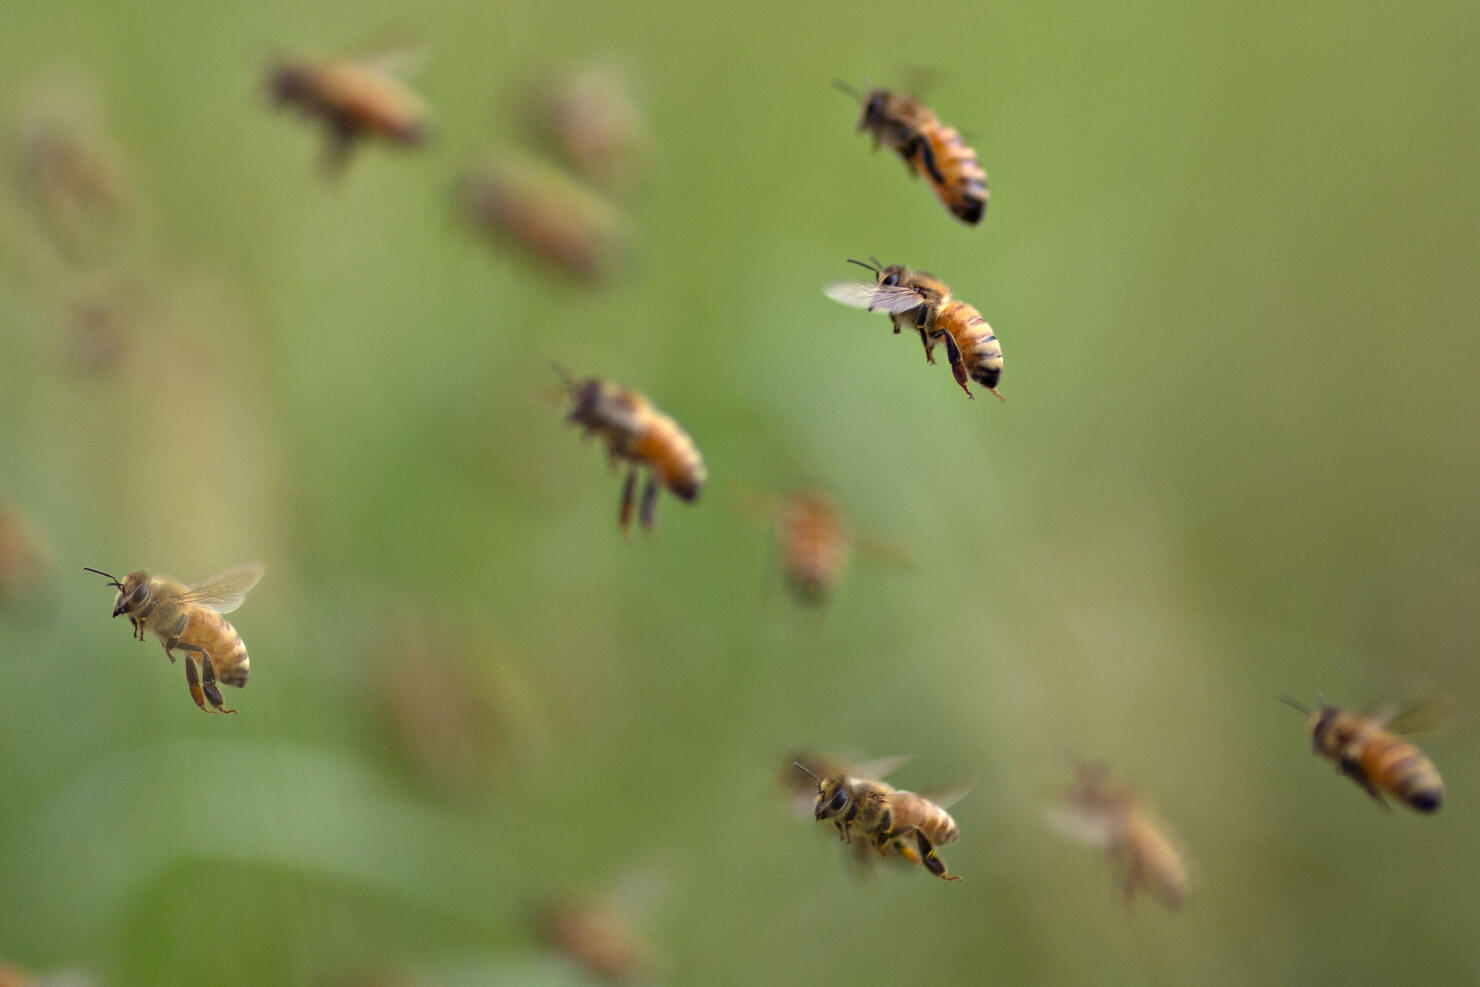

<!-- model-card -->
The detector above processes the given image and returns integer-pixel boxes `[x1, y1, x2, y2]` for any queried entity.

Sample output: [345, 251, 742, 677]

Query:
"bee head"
[857, 89, 890, 132]
[85, 567, 151, 617]
[1281, 694, 1336, 750]
[813, 777, 853, 821]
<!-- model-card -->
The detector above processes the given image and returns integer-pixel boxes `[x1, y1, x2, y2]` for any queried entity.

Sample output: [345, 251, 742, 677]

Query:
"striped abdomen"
[938, 301, 1003, 390]
[920, 125, 988, 225]
[887, 791, 959, 847]
[630, 415, 705, 501]
[1358, 729, 1443, 812]
[180, 608, 250, 686]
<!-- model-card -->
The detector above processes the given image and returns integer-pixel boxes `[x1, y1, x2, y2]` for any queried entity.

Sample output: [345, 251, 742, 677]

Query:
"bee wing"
[918, 783, 971, 812]
[1386, 694, 1459, 735]
[181, 562, 265, 613]
[1043, 801, 1117, 848]
[853, 753, 914, 782]
[822, 281, 924, 315]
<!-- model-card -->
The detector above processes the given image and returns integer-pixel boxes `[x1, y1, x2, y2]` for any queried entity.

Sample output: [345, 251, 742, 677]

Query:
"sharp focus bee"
[772, 489, 852, 606]
[556, 368, 706, 533]
[794, 760, 962, 880]
[85, 563, 264, 713]
[1281, 695, 1446, 813]
[824, 258, 1004, 400]
[838, 83, 987, 225]
[1045, 760, 1189, 911]
[268, 50, 429, 173]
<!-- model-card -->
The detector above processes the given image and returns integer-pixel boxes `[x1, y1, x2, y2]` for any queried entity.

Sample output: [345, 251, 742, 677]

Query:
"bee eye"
[130, 584, 148, 603]
[829, 789, 849, 813]
[882, 274, 899, 287]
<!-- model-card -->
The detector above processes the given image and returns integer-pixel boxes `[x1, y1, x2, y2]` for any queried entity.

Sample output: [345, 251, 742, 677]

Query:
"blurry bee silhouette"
[526, 64, 649, 191]
[1281, 695, 1449, 813]
[836, 81, 987, 225]
[794, 757, 964, 881]
[825, 257, 1003, 400]
[534, 886, 666, 983]
[268, 46, 430, 174]
[555, 366, 705, 533]
[1045, 759, 1189, 911]
[0, 505, 52, 614]
[770, 489, 853, 606]
[458, 160, 626, 282]
[85, 563, 263, 713]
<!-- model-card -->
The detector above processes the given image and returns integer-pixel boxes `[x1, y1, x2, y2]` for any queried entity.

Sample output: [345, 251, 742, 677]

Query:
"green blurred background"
[2, 0, 1479, 983]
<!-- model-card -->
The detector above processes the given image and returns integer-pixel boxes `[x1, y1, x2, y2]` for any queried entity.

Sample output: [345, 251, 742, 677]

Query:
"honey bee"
[268, 50, 429, 173]
[535, 896, 664, 983]
[85, 563, 264, 713]
[556, 368, 706, 533]
[794, 760, 963, 880]
[527, 65, 649, 190]
[771, 489, 852, 606]
[824, 258, 1004, 400]
[838, 82, 988, 225]
[1281, 695, 1446, 813]
[1045, 760, 1189, 910]
[458, 161, 626, 282]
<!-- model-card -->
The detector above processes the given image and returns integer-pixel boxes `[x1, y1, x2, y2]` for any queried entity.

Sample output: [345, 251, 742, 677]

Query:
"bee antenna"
[830, 78, 861, 101]
[548, 360, 576, 390]
[1279, 695, 1313, 715]
[845, 257, 880, 273]
[792, 761, 820, 783]
[82, 566, 123, 589]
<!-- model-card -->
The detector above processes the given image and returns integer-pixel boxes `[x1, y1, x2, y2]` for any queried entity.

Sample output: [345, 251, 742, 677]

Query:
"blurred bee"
[556, 368, 705, 533]
[0, 505, 52, 613]
[268, 49, 429, 173]
[794, 759, 963, 880]
[824, 258, 1004, 400]
[84, 563, 264, 713]
[837, 82, 987, 225]
[771, 489, 852, 606]
[1045, 760, 1189, 911]
[1281, 695, 1447, 813]
[458, 161, 626, 282]
[535, 896, 663, 983]
[526, 65, 649, 190]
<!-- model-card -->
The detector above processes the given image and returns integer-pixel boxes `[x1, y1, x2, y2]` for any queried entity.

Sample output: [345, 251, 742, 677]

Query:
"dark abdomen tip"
[1408, 790, 1441, 813]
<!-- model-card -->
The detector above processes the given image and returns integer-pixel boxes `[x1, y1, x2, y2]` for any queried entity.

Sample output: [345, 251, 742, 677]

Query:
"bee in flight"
[85, 563, 264, 713]
[770, 489, 852, 606]
[1281, 695, 1446, 813]
[794, 759, 963, 881]
[268, 47, 430, 174]
[824, 258, 1004, 401]
[1045, 760, 1189, 911]
[837, 82, 987, 225]
[555, 367, 706, 533]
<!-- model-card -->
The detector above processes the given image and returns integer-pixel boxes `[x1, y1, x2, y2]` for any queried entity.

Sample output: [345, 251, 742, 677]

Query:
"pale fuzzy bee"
[526, 65, 650, 191]
[1282, 695, 1448, 813]
[1045, 760, 1189, 911]
[794, 758, 963, 881]
[268, 48, 430, 174]
[824, 257, 1004, 401]
[555, 368, 706, 533]
[838, 82, 988, 225]
[85, 563, 264, 713]
[458, 160, 627, 282]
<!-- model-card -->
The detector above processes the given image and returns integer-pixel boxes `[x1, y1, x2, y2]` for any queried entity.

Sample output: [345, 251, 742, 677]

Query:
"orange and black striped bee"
[269, 49, 429, 173]
[1281, 695, 1446, 813]
[556, 368, 706, 533]
[1045, 760, 1189, 911]
[794, 759, 963, 881]
[825, 258, 1004, 400]
[85, 564, 263, 713]
[838, 83, 987, 225]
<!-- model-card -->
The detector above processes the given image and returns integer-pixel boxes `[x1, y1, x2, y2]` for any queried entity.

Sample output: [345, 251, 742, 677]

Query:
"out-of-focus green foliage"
[2, 0, 1479, 983]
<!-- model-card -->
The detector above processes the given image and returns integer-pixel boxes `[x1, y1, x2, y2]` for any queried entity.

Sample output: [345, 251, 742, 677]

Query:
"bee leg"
[906, 827, 961, 881]
[618, 467, 638, 533]
[940, 332, 974, 399]
[319, 123, 357, 177]
[200, 656, 237, 714]
[638, 476, 660, 532]
[183, 656, 211, 712]
[910, 134, 946, 186]
[161, 613, 189, 662]
[1339, 757, 1390, 809]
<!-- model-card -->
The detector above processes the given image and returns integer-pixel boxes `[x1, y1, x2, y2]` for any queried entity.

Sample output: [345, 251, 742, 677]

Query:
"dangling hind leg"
[638, 476, 660, 532]
[200, 656, 237, 714]
[618, 466, 638, 533]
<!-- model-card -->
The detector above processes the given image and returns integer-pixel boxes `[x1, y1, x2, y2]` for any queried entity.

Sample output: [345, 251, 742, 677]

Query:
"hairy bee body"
[855, 90, 987, 225]
[824, 260, 1003, 400]
[270, 54, 428, 172]
[1047, 761, 1188, 910]
[807, 768, 961, 880]
[1303, 702, 1444, 813]
[774, 489, 851, 605]
[562, 375, 705, 532]
[87, 564, 263, 713]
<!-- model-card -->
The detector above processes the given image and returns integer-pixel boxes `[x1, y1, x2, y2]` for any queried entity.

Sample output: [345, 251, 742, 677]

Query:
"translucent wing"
[1386, 694, 1459, 735]
[1043, 801, 1117, 848]
[182, 562, 265, 613]
[823, 281, 925, 315]
[918, 783, 971, 812]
